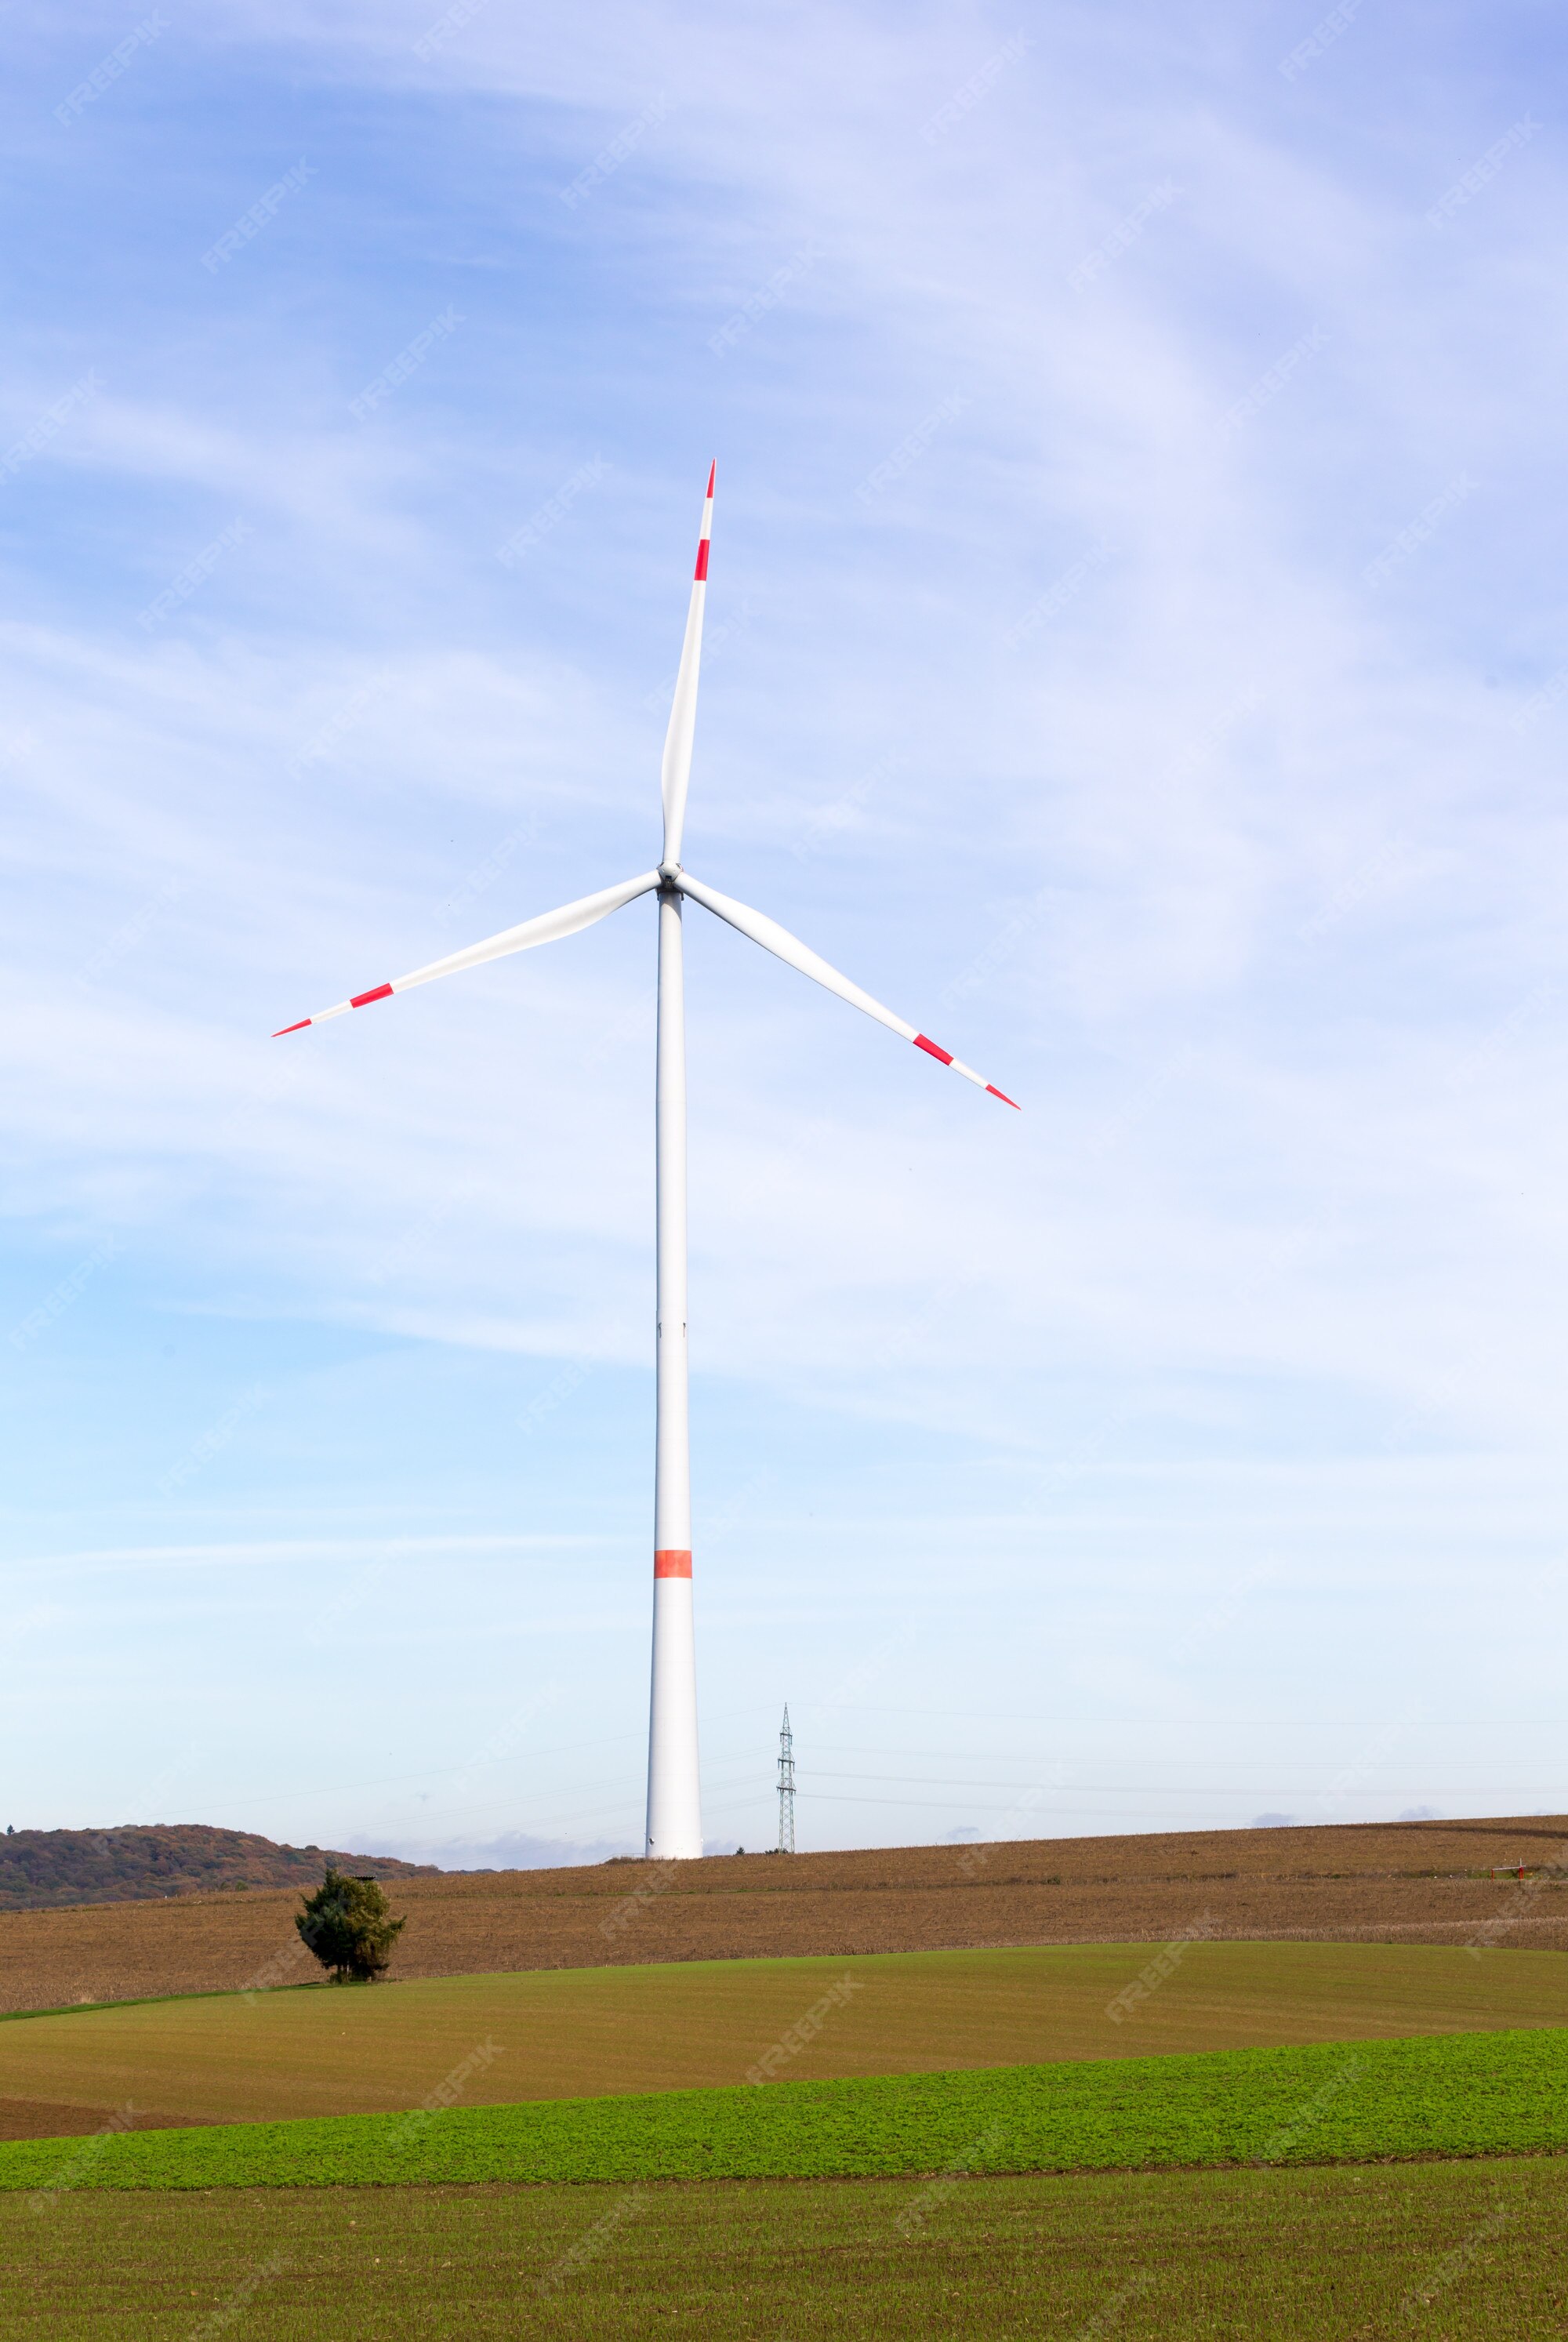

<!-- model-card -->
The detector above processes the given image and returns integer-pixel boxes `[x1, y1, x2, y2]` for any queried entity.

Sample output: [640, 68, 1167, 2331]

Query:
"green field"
[4, 2158, 1563, 2340]
[3, 2027, 1565, 2190]
[2, 1938, 1562, 2128]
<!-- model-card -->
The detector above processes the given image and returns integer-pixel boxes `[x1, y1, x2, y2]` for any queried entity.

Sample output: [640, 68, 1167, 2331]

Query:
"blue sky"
[2, 2, 1565, 1865]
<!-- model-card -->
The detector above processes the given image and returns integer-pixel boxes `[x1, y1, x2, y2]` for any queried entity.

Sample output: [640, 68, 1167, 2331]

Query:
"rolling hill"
[0, 1825, 434, 1914]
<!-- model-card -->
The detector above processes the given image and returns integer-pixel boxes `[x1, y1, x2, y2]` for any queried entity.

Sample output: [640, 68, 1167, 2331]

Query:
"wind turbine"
[275, 465, 1018, 1861]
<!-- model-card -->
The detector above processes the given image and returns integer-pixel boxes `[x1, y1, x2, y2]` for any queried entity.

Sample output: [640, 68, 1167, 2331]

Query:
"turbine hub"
[658, 860, 682, 884]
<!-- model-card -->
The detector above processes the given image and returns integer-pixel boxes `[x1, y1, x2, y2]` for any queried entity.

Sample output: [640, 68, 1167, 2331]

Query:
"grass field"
[4, 2157, 1563, 2339]
[2, 2028, 1565, 2190]
[2, 1938, 1563, 2133]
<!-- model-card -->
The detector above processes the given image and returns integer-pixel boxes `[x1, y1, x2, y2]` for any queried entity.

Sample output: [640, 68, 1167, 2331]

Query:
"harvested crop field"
[4, 2155, 1562, 2341]
[1, 1941, 1563, 2135]
[2, 1813, 1563, 2014]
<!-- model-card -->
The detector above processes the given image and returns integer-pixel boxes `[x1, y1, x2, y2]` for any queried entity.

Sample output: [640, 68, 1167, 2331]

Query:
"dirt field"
[1, 1940, 1563, 2135]
[0, 1813, 1561, 2017]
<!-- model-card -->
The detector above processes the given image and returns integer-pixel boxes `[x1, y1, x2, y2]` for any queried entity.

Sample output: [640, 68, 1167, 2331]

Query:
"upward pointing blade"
[659, 462, 714, 867]
[273, 871, 661, 1033]
[675, 870, 1019, 1107]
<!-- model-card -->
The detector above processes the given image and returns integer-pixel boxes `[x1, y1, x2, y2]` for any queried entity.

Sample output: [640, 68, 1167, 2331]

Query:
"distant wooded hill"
[0, 1825, 436, 1912]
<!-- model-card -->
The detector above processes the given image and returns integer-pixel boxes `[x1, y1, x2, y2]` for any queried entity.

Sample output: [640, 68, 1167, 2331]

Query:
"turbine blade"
[676, 870, 1020, 1108]
[659, 462, 714, 866]
[274, 870, 661, 1035]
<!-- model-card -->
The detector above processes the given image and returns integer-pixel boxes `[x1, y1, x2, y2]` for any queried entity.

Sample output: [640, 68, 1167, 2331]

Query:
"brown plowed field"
[1, 1814, 1563, 2016]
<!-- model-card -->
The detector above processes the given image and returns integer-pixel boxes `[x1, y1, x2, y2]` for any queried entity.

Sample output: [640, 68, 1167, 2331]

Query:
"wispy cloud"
[4, 0, 1567, 1857]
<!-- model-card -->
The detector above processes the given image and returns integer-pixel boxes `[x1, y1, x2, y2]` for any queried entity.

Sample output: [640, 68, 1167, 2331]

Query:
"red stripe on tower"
[913, 1033, 953, 1066]
[654, 1549, 693, 1578]
[350, 983, 394, 1008]
[694, 540, 710, 581]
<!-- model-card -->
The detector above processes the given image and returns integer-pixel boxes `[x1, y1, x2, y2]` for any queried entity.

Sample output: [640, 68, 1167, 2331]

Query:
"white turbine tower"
[275, 465, 1018, 1860]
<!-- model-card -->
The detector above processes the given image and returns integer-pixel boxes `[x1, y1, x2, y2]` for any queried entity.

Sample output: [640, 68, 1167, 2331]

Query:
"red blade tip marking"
[350, 982, 394, 1008]
[705, 460, 715, 497]
[274, 1019, 310, 1037]
[913, 1033, 953, 1066]
[986, 1084, 1021, 1109]
[694, 539, 710, 581]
